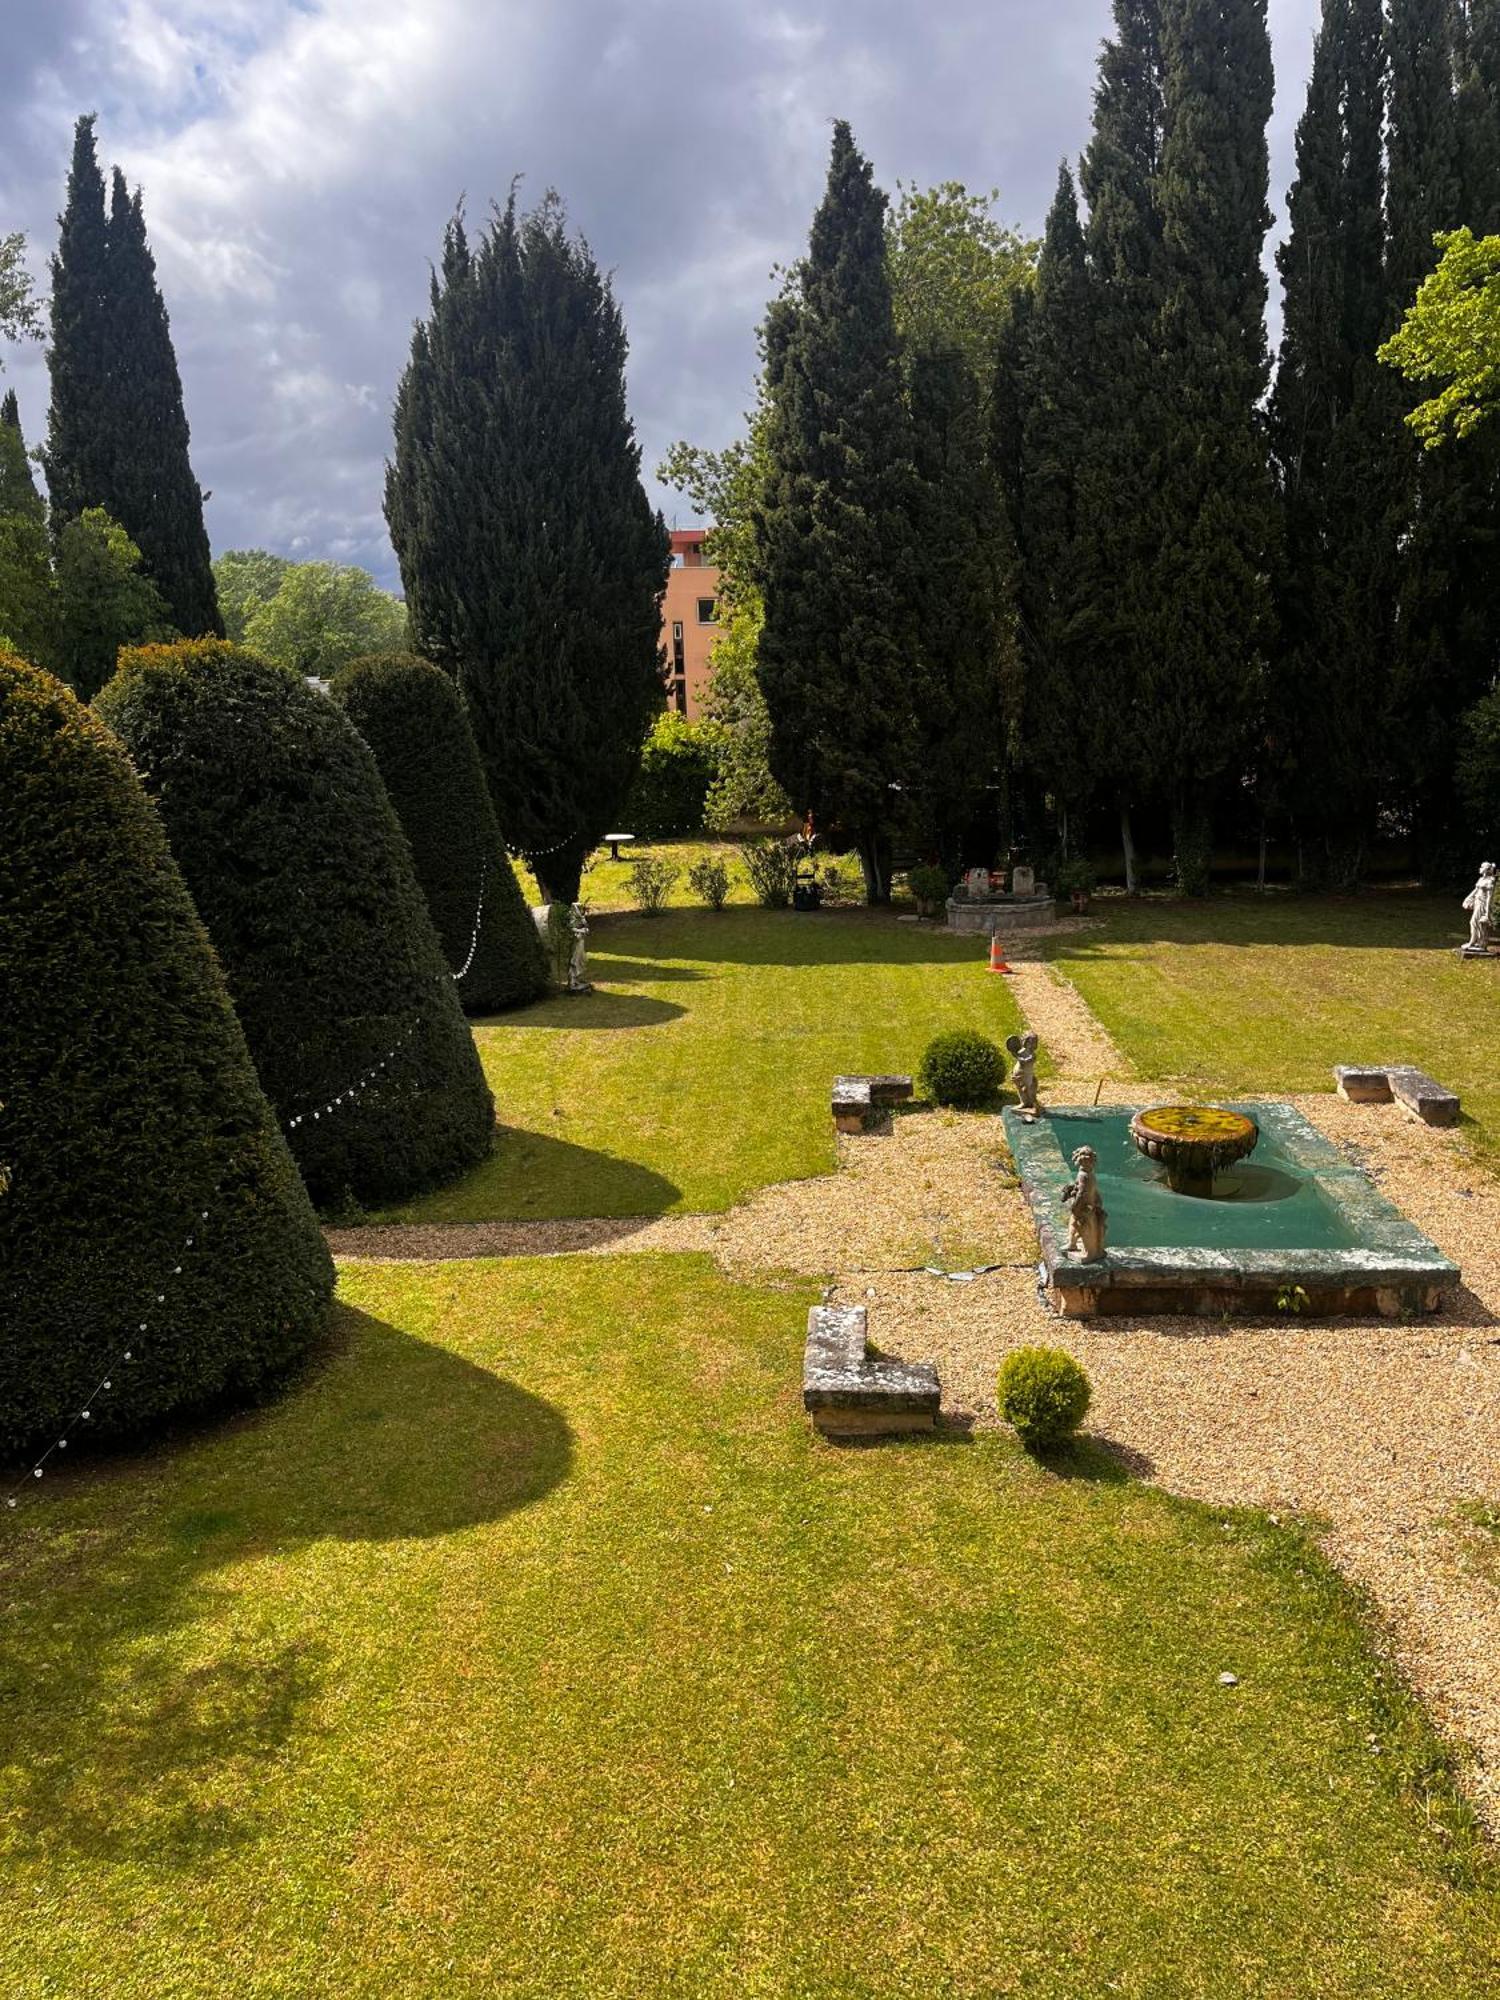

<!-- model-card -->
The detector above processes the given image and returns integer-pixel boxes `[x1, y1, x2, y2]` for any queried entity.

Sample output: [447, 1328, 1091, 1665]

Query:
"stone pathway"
[329, 934, 1500, 1829]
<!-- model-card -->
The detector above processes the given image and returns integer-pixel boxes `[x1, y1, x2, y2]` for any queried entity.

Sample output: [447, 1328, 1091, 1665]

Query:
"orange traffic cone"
[986, 934, 1014, 975]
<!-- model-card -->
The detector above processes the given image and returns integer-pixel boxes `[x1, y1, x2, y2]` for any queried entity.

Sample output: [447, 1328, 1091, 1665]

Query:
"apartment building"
[662, 526, 720, 719]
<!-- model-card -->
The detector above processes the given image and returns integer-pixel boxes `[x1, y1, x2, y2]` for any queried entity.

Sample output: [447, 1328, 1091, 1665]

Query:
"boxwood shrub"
[918, 1028, 1005, 1108]
[330, 653, 548, 1013]
[997, 1346, 1092, 1450]
[96, 640, 495, 1207]
[0, 652, 334, 1458]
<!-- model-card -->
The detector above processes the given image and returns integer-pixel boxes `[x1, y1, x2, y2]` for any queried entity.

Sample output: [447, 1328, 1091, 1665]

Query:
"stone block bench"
[1334, 1064, 1461, 1128]
[802, 1304, 941, 1439]
[831, 1073, 914, 1135]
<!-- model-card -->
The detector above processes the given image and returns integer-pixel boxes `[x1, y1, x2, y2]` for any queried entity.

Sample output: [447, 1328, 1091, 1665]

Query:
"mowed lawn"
[3, 1254, 1498, 1999]
[383, 905, 1026, 1223]
[1048, 891, 1500, 1162]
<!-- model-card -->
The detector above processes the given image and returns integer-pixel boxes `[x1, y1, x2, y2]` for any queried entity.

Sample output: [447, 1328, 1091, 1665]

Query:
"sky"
[0, 0, 1324, 591]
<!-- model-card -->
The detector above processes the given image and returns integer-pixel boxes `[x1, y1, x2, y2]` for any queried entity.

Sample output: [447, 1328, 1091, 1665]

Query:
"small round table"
[603, 833, 636, 862]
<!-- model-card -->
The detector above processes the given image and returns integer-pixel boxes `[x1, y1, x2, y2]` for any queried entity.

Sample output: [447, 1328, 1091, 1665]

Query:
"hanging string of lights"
[284, 1019, 420, 1129]
[509, 831, 580, 863]
[450, 864, 487, 983]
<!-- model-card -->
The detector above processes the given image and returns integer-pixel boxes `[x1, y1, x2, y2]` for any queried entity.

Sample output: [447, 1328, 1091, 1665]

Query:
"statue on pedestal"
[1006, 1031, 1040, 1118]
[1062, 1145, 1107, 1261]
[1462, 861, 1496, 956]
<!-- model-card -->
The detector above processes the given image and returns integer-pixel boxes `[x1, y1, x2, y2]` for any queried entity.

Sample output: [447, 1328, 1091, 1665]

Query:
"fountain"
[1003, 1099, 1459, 1320]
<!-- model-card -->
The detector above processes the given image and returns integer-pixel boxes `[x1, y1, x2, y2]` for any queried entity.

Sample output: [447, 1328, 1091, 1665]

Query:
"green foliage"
[329, 652, 547, 1014]
[700, 604, 793, 829]
[887, 180, 1038, 384]
[213, 549, 292, 642]
[626, 853, 681, 915]
[741, 835, 799, 909]
[997, 1345, 1093, 1449]
[1456, 684, 1500, 847]
[44, 117, 112, 536]
[687, 853, 731, 910]
[245, 561, 407, 678]
[95, 640, 495, 1207]
[754, 123, 919, 902]
[906, 863, 951, 914]
[623, 710, 727, 833]
[1053, 855, 1098, 898]
[0, 651, 332, 1456]
[1381, 227, 1500, 444]
[0, 231, 43, 358]
[387, 192, 669, 904]
[55, 508, 172, 701]
[918, 1028, 1005, 1108]
[0, 396, 55, 671]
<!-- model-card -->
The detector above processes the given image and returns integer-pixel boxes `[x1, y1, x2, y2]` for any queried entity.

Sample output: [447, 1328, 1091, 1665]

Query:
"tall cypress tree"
[1009, 164, 1094, 851]
[1386, 0, 1500, 873]
[1147, 0, 1277, 893]
[0, 391, 43, 519]
[387, 195, 668, 905]
[0, 394, 55, 668]
[102, 171, 220, 636]
[1269, 0, 1392, 887]
[1074, 0, 1168, 889]
[752, 122, 918, 901]
[45, 115, 112, 535]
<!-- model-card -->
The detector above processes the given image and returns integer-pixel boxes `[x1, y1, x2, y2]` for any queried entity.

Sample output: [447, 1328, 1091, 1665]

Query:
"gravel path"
[329, 938, 1500, 1826]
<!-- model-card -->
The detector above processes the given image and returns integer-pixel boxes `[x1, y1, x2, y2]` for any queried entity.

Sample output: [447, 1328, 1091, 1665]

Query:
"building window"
[670, 552, 685, 569]
[672, 678, 687, 715]
[696, 597, 717, 625]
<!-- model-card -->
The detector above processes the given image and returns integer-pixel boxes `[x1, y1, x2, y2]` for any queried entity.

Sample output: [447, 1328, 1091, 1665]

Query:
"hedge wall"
[330, 653, 548, 1013]
[0, 651, 333, 1459]
[95, 640, 495, 1207]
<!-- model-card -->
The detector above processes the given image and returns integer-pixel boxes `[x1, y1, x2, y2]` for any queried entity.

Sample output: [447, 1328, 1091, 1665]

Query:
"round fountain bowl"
[1130, 1105, 1259, 1196]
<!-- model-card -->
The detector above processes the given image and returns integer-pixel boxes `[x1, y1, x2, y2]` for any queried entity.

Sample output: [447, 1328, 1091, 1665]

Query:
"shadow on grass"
[475, 990, 686, 1031]
[1038, 889, 1464, 958]
[600, 905, 988, 970]
[1041, 1433, 1157, 1483]
[0, 1306, 572, 1870]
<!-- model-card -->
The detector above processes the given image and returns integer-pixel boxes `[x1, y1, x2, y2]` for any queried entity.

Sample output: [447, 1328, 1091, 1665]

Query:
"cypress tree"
[45, 115, 112, 534]
[1009, 165, 1095, 849]
[387, 196, 669, 905]
[330, 653, 549, 1014]
[1074, 0, 1168, 889]
[95, 640, 496, 1208]
[0, 398, 55, 671]
[100, 171, 221, 636]
[1, 652, 332, 1457]
[903, 341, 1014, 869]
[0, 390, 43, 519]
[1269, 0, 1392, 887]
[1386, 0, 1500, 874]
[1147, 0, 1277, 893]
[752, 122, 919, 902]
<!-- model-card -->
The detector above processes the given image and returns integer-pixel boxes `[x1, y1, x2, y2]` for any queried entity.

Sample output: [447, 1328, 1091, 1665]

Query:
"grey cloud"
[0, 0, 1323, 589]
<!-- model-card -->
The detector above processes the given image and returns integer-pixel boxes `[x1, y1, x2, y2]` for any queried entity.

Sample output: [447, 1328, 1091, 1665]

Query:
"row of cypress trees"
[753, 0, 1500, 893]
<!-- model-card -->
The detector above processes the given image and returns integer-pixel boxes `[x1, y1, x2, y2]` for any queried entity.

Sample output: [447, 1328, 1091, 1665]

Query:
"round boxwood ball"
[997, 1345, 1092, 1450]
[918, 1028, 1005, 1108]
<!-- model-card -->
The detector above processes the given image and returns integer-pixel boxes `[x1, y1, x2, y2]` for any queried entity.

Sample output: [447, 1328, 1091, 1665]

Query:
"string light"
[284, 1020, 419, 1130]
[451, 864, 488, 983]
[509, 831, 580, 862]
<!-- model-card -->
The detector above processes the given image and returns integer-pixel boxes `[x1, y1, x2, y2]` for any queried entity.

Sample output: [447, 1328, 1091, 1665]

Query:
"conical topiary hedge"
[330, 652, 549, 1013]
[95, 639, 495, 1207]
[0, 651, 334, 1460]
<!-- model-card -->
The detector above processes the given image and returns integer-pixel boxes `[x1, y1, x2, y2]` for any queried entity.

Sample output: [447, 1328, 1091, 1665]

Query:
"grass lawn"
[381, 905, 1026, 1223]
[515, 835, 837, 915]
[3, 1253, 1498, 1998]
[1047, 890, 1500, 1163]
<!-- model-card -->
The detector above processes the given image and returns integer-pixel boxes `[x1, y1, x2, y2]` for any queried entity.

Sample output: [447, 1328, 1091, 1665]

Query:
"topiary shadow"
[0, 1306, 572, 1871]
[475, 990, 686, 1030]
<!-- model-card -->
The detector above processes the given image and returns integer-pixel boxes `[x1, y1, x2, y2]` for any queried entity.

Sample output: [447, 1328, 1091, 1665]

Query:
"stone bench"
[831, 1073, 913, 1135]
[802, 1304, 941, 1439]
[1334, 1064, 1461, 1128]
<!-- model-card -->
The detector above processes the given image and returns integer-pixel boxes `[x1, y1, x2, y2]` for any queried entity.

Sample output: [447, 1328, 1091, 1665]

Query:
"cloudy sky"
[0, 0, 1323, 590]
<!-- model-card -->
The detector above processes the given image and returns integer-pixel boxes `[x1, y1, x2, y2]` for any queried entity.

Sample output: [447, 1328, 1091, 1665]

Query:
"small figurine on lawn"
[1006, 1031, 1040, 1119]
[1062, 1145, 1107, 1261]
[1462, 860, 1496, 956]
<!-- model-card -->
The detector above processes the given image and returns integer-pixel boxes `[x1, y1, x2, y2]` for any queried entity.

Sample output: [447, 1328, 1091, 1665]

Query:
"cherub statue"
[1005, 1031, 1040, 1118]
[1062, 1145, 1107, 1261]
[1462, 861, 1496, 955]
[566, 901, 592, 994]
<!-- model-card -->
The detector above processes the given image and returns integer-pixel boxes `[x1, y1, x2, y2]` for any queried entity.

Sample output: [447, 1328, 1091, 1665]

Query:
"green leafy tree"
[96, 640, 496, 1207]
[1380, 225, 1500, 443]
[1, 651, 332, 1456]
[331, 653, 548, 1013]
[387, 194, 669, 904]
[45, 116, 113, 535]
[752, 122, 919, 901]
[99, 169, 221, 636]
[887, 181, 1038, 384]
[700, 610, 793, 828]
[55, 507, 171, 701]
[244, 560, 407, 678]
[0, 231, 44, 360]
[0, 394, 54, 668]
[213, 548, 292, 642]
[1269, 0, 1393, 888]
[1146, 0, 1277, 893]
[1455, 682, 1500, 846]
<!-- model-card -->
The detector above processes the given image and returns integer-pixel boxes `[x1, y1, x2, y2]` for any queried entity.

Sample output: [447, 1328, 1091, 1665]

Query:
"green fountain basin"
[1004, 1101, 1459, 1319]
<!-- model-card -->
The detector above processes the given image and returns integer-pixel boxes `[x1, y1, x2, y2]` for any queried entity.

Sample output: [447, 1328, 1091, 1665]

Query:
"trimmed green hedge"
[0, 652, 333, 1458]
[329, 653, 548, 1014]
[96, 640, 495, 1207]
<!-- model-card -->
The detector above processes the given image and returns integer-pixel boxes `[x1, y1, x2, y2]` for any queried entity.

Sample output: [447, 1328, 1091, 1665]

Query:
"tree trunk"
[532, 839, 586, 906]
[1120, 805, 1138, 895]
[1171, 791, 1213, 897]
[857, 829, 892, 905]
[1256, 821, 1268, 894]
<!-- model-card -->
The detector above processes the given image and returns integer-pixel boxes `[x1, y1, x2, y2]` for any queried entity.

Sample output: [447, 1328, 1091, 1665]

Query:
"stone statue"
[565, 901, 592, 994]
[1462, 861, 1496, 956]
[1062, 1145, 1107, 1261]
[1006, 1031, 1040, 1117]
